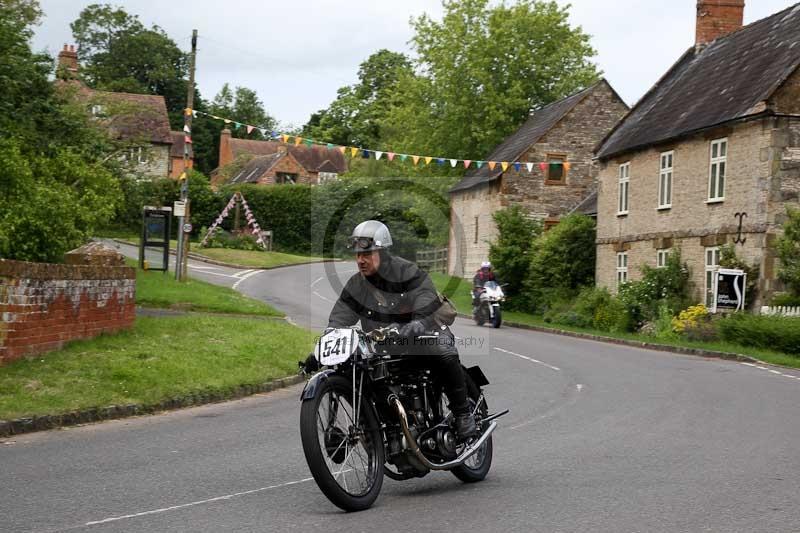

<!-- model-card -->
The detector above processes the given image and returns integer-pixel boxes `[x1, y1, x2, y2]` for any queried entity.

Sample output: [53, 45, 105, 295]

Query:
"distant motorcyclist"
[327, 220, 477, 439]
[472, 261, 497, 309]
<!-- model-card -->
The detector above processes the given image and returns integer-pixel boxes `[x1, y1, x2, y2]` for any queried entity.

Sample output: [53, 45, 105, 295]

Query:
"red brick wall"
[0, 259, 136, 365]
[696, 0, 744, 45]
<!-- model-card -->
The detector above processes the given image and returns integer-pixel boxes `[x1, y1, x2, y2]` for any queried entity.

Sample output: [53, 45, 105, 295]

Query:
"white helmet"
[348, 220, 393, 252]
[481, 261, 491, 269]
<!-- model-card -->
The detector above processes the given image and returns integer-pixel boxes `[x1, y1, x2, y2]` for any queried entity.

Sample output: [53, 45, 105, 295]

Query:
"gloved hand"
[397, 320, 426, 339]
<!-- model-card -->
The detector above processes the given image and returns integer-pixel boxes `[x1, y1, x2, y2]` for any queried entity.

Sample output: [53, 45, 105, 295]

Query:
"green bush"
[718, 313, 800, 355]
[770, 293, 800, 307]
[543, 287, 631, 333]
[524, 214, 596, 313]
[617, 249, 692, 327]
[776, 207, 800, 297]
[488, 206, 541, 307]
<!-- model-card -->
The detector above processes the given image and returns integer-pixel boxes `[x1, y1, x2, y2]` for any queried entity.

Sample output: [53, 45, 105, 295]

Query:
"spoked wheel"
[300, 374, 384, 512]
[448, 375, 493, 483]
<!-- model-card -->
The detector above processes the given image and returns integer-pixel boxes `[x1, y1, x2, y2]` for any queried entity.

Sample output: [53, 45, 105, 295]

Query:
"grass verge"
[133, 261, 282, 316]
[430, 273, 800, 369]
[0, 315, 316, 420]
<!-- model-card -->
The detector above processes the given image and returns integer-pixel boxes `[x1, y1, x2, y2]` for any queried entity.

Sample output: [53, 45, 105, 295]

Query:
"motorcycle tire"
[492, 309, 502, 329]
[300, 374, 384, 512]
[474, 314, 485, 326]
[451, 374, 493, 483]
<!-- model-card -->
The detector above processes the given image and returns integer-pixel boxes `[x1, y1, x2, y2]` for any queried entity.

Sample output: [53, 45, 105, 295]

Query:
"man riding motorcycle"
[327, 220, 477, 439]
[472, 261, 498, 309]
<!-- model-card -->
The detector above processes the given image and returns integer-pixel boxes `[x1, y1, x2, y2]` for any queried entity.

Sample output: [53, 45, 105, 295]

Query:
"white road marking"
[314, 290, 335, 303]
[232, 269, 263, 290]
[493, 347, 560, 371]
[232, 269, 255, 277]
[577, 384, 584, 392]
[187, 265, 221, 271]
[310, 276, 324, 289]
[738, 361, 800, 384]
[85, 477, 314, 526]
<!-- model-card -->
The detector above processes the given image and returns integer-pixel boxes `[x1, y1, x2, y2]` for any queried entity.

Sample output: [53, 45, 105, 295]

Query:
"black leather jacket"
[328, 253, 441, 334]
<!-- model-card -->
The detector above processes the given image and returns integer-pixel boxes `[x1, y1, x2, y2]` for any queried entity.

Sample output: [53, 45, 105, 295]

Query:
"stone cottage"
[213, 129, 348, 187]
[448, 79, 628, 277]
[56, 45, 174, 179]
[594, 1, 800, 308]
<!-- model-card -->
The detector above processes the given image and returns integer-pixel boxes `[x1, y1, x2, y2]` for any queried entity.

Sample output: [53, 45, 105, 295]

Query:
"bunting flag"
[184, 135, 192, 144]
[191, 109, 574, 175]
[184, 107, 193, 116]
[183, 124, 191, 134]
[201, 192, 268, 250]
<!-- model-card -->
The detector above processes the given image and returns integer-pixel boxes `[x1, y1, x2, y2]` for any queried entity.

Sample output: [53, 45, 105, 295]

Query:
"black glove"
[397, 320, 426, 339]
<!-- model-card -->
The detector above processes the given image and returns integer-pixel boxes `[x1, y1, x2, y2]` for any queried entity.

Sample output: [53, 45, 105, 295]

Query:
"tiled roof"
[597, 3, 800, 159]
[229, 139, 348, 173]
[450, 81, 606, 193]
[87, 89, 173, 145]
[230, 154, 282, 184]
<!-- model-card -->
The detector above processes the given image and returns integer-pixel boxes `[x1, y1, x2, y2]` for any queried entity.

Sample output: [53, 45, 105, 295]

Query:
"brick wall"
[0, 247, 136, 365]
[258, 153, 316, 185]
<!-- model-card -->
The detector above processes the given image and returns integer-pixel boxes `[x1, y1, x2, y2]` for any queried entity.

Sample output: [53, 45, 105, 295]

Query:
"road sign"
[174, 201, 186, 217]
[183, 223, 193, 234]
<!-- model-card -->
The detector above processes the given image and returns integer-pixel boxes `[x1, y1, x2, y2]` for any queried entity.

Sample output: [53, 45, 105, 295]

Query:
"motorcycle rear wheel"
[300, 374, 384, 512]
[451, 375, 493, 483]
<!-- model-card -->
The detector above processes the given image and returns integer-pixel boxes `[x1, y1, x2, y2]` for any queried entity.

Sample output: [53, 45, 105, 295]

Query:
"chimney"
[56, 44, 79, 79]
[219, 128, 233, 167]
[696, 0, 745, 45]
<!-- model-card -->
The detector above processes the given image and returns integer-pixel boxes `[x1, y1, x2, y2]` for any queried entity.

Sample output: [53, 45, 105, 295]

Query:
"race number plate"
[315, 328, 357, 366]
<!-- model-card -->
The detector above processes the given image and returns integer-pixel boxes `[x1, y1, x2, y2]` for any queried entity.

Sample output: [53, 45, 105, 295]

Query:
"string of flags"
[200, 191, 268, 250]
[187, 108, 572, 173]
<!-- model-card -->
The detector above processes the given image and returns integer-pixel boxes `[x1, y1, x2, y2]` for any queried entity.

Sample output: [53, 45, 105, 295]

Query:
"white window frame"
[705, 246, 721, 306]
[618, 162, 630, 215]
[616, 252, 628, 287]
[658, 151, 673, 209]
[657, 249, 670, 268]
[707, 138, 727, 202]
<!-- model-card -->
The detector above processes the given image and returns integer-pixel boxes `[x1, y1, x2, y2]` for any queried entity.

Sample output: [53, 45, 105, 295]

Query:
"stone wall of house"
[595, 119, 783, 306]
[771, 66, 800, 115]
[502, 82, 629, 219]
[0, 244, 136, 365]
[448, 181, 503, 277]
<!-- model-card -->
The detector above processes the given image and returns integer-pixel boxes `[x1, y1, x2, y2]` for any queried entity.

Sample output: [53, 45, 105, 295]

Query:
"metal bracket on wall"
[734, 212, 747, 245]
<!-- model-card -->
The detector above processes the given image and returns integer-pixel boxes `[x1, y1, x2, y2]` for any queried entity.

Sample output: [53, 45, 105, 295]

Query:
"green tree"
[303, 49, 413, 147]
[777, 207, 800, 296]
[488, 206, 541, 305]
[0, 0, 122, 261]
[524, 214, 596, 312]
[384, 0, 599, 158]
[210, 83, 277, 140]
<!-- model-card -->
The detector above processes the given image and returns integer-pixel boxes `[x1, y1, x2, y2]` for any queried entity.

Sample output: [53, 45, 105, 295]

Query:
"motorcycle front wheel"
[300, 374, 384, 512]
[492, 308, 502, 328]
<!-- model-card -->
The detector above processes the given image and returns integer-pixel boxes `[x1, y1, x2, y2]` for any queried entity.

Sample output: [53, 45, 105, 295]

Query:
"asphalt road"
[3, 244, 800, 532]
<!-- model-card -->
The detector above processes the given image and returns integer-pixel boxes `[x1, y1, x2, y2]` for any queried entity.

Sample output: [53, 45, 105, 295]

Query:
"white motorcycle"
[472, 281, 505, 328]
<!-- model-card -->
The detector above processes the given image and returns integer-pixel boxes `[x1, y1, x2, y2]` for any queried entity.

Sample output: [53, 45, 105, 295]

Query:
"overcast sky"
[33, 0, 797, 130]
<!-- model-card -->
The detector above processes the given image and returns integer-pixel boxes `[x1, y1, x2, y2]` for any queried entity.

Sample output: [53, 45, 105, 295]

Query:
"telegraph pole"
[176, 29, 197, 281]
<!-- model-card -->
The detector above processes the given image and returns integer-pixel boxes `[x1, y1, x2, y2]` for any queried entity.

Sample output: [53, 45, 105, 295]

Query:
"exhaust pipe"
[388, 395, 496, 471]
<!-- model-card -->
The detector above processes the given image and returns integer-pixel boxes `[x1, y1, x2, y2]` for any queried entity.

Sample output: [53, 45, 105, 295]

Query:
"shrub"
[718, 313, 800, 355]
[543, 287, 631, 333]
[488, 206, 541, 306]
[672, 304, 717, 342]
[618, 249, 692, 327]
[524, 214, 596, 313]
[204, 229, 262, 251]
[770, 293, 800, 307]
[776, 207, 800, 297]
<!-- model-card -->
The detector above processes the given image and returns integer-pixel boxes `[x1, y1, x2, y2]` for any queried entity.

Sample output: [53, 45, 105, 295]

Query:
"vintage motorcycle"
[299, 327, 507, 512]
[473, 281, 505, 328]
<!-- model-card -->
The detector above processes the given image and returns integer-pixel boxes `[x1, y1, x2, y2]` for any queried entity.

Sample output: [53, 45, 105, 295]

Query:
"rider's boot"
[453, 407, 477, 440]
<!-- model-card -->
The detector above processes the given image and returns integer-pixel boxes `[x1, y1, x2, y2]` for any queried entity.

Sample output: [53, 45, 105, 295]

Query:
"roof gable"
[450, 80, 614, 193]
[228, 139, 348, 174]
[598, 3, 800, 159]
